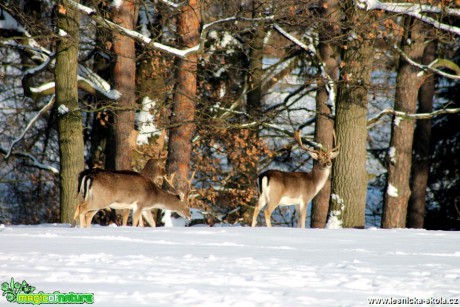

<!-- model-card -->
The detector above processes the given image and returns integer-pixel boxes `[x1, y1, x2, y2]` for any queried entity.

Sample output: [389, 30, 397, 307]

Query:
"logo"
[1, 278, 94, 305]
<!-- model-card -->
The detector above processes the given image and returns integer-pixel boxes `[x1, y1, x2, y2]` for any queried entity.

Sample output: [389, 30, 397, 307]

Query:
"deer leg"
[132, 208, 143, 227]
[84, 210, 98, 228]
[120, 209, 130, 226]
[252, 196, 266, 227]
[264, 206, 275, 227]
[264, 195, 282, 227]
[78, 203, 89, 228]
[298, 200, 308, 228]
[72, 203, 82, 228]
[142, 210, 156, 227]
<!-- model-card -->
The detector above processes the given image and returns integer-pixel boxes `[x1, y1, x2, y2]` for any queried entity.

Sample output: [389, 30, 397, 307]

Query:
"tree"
[55, 0, 85, 223]
[408, 40, 437, 228]
[329, 2, 376, 228]
[111, 0, 137, 170]
[165, 0, 201, 195]
[382, 19, 427, 228]
[311, 0, 340, 228]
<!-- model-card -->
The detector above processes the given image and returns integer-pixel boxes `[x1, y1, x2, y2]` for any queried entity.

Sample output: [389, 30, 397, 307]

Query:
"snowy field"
[1, 225, 460, 306]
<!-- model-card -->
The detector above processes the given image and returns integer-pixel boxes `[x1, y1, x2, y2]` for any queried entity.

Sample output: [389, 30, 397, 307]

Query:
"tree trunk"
[311, 0, 340, 228]
[330, 2, 376, 228]
[55, 0, 84, 223]
[408, 40, 436, 228]
[166, 0, 201, 194]
[382, 19, 426, 229]
[242, 0, 267, 224]
[111, 1, 137, 170]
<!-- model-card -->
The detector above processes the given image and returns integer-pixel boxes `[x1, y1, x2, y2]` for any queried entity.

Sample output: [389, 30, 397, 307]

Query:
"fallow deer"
[73, 169, 192, 228]
[120, 156, 167, 226]
[252, 130, 340, 228]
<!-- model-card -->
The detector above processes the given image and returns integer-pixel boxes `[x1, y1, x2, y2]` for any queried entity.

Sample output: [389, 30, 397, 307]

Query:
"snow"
[1, 225, 460, 306]
[325, 211, 342, 229]
[327, 194, 345, 229]
[388, 146, 396, 164]
[136, 97, 159, 145]
[387, 184, 399, 198]
[111, 0, 123, 9]
[57, 105, 70, 115]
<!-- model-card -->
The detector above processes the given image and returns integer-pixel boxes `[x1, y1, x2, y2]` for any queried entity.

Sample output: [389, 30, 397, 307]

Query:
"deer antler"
[294, 130, 321, 155]
[163, 172, 176, 191]
[331, 129, 340, 153]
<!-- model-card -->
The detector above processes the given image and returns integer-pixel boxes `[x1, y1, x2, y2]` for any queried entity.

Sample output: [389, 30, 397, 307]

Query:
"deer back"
[258, 170, 322, 201]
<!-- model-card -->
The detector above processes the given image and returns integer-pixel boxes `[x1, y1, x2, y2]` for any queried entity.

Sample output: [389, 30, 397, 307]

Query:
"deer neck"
[311, 165, 331, 195]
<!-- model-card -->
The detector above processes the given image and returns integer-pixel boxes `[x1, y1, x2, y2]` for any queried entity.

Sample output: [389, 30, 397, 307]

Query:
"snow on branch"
[0, 7, 119, 100]
[367, 107, 460, 128]
[4, 95, 55, 159]
[357, 0, 460, 36]
[156, 0, 188, 9]
[0, 145, 59, 174]
[68, 0, 273, 59]
[273, 23, 336, 109]
[29, 77, 121, 101]
[0, 9, 51, 63]
[393, 43, 460, 80]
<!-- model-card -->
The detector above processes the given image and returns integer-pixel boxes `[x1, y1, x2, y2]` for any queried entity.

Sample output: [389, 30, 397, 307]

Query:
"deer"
[119, 156, 167, 226]
[252, 130, 340, 228]
[73, 168, 193, 228]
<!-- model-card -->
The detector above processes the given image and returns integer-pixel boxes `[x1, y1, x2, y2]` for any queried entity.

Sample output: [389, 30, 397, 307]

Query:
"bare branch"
[368, 107, 460, 128]
[358, 0, 460, 36]
[393, 44, 460, 80]
[68, 0, 273, 59]
[3, 151, 59, 174]
[4, 95, 55, 159]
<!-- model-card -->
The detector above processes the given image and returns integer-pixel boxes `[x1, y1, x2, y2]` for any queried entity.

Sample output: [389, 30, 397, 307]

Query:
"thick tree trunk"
[408, 41, 436, 228]
[330, 2, 376, 228]
[311, 0, 340, 228]
[382, 20, 426, 229]
[166, 0, 201, 194]
[111, 1, 137, 170]
[55, 0, 84, 223]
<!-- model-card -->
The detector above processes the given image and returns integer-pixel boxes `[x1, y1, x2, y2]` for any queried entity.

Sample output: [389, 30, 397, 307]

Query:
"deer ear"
[307, 151, 319, 160]
[330, 151, 340, 159]
[179, 192, 186, 201]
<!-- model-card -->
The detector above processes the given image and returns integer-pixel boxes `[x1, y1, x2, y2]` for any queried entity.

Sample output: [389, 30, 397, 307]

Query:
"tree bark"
[311, 0, 340, 228]
[55, 0, 85, 223]
[408, 40, 436, 228]
[382, 19, 426, 229]
[243, 0, 267, 224]
[330, 2, 376, 228]
[111, 1, 137, 170]
[166, 0, 201, 194]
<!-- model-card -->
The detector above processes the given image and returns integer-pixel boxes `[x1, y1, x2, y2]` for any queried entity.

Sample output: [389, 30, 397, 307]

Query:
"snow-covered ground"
[1, 225, 460, 306]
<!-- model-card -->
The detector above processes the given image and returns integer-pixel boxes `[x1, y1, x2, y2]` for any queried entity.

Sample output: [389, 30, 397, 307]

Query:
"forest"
[0, 0, 459, 230]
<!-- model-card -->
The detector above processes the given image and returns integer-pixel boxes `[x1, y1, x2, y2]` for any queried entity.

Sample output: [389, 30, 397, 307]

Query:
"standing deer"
[252, 130, 340, 228]
[120, 156, 167, 226]
[73, 169, 192, 228]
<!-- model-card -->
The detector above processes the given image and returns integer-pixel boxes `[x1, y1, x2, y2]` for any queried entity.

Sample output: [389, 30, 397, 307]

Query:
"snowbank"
[1, 225, 459, 306]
